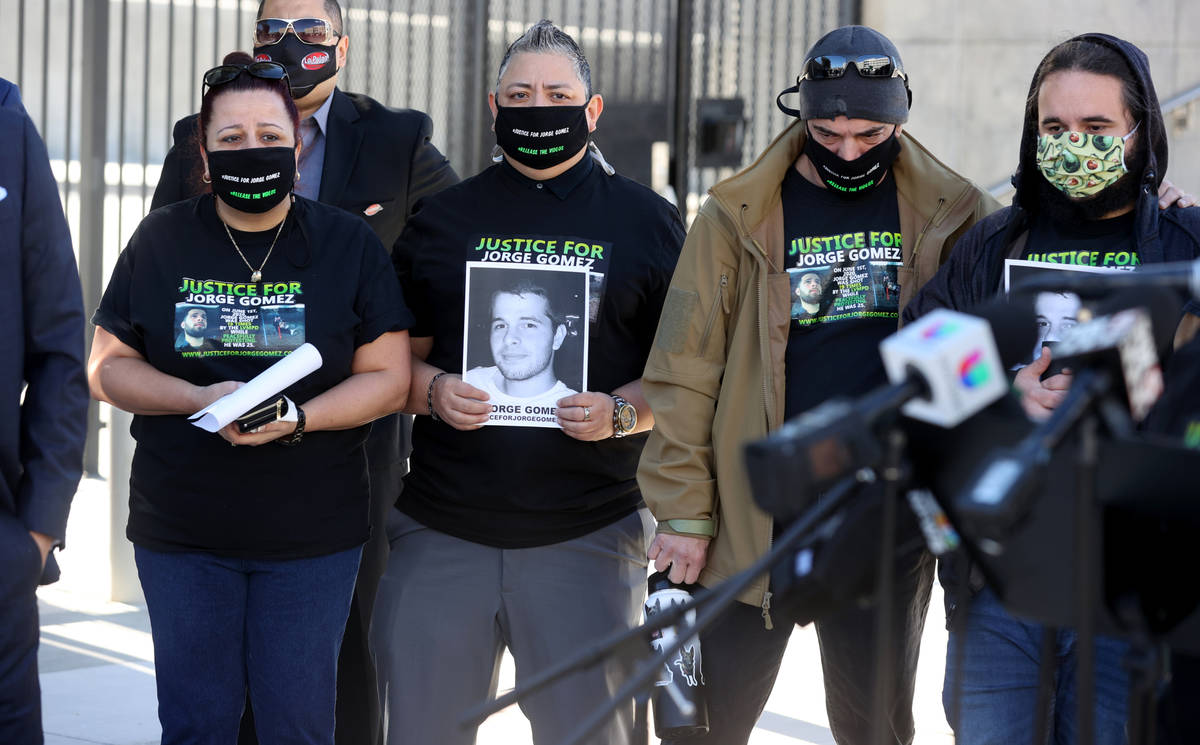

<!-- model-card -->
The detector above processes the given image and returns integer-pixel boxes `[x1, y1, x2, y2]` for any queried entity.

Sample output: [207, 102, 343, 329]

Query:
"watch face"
[617, 403, 637, 432]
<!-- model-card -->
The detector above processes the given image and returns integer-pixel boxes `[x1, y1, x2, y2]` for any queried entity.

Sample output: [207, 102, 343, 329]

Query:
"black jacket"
[904, 33, 1200, 320]
[901, 35, 1200, 622]
[151, 88, 458, 256]
[0, 79, 88, 583]
[151, 88, 459, 472]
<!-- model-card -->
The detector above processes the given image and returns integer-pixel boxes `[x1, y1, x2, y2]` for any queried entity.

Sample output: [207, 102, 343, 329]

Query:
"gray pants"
[370, 508, 653, 745]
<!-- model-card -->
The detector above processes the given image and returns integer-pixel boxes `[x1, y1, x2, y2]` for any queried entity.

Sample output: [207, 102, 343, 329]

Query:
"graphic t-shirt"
[93, 195, 412, 559]
[781, 166, 902, 419]
[1020, 211, 1138, 269]
[395, 156, 685, 547]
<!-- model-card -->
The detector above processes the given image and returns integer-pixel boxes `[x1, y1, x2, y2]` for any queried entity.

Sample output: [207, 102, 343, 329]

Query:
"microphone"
[879, 302, 1036, 428]
[745, 300, 1037, 521]
[954, 288, 1179, 546]
[1048, 288, 1178, 421]
[1011, 257, 1200, 300]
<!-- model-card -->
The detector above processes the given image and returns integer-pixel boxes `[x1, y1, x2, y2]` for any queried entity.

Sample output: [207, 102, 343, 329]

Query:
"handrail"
[988, 175, 1015, 200]
[1161, 82, 1200, 113]
[985, 80, 1200, 199]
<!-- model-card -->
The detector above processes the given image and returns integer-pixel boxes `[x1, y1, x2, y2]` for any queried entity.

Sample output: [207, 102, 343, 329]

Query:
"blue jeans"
[944, 587, 1130, 745]
[135, 545, 361, 745]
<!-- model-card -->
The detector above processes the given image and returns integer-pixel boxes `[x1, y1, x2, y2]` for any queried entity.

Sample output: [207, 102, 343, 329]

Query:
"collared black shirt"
[395, 156, 685, 547]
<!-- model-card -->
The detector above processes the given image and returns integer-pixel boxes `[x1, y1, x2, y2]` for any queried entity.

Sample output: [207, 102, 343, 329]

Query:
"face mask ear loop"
[776, 82, 802, 118]
[588, 141, 616, 176]
[1120, 120, 1141, 171]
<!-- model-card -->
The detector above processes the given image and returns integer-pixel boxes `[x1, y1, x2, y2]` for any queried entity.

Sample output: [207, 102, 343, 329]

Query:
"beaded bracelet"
[428, 371, 449, 422]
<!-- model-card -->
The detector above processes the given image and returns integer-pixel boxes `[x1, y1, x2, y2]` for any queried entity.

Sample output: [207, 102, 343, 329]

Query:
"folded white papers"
[188, 343, 322, 433]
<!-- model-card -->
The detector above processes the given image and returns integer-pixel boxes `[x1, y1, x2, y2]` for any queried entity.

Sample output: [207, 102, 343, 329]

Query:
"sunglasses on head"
[202, 61, 289, 91]
[255, 17, 340, 46]
[798, 54, 908, 82]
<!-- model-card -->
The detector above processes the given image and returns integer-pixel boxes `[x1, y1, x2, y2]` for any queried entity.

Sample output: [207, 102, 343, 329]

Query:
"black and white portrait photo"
[462, 263, 589, 427]
[1004, 259, 1115, 365]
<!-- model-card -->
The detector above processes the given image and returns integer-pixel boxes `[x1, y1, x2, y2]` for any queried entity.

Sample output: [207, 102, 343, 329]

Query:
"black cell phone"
[1040, 341, 1068, 378]
[236, 396, 288, 433]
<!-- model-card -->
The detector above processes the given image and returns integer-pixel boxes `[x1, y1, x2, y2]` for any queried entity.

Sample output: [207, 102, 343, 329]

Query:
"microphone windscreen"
[963, 298, 1040, 369]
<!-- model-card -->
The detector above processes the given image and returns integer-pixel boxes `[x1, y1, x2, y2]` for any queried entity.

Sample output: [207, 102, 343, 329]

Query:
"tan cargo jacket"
[638, 119, 1000, 615]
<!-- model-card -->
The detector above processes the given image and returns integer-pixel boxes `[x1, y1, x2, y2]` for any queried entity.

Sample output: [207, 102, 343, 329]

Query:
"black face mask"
[206, 146, 295, 214]
[803, 128, 901, 198]
[254, 35, 338, 99]
[494, 104, 591, 170]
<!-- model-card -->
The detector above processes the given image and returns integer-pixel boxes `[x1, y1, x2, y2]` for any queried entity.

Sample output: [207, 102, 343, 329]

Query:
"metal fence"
[1, 0, 854, 472]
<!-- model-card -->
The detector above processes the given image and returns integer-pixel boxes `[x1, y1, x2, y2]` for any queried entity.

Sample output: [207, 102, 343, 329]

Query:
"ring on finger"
[583, 406, 591, 421]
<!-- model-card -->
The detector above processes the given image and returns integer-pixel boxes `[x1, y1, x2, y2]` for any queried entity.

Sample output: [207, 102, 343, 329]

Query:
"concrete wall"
[861, 0, 1200, 199]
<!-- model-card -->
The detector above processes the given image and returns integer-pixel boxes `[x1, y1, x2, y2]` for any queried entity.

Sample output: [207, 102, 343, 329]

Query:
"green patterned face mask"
[1036, 123, 1139, 198]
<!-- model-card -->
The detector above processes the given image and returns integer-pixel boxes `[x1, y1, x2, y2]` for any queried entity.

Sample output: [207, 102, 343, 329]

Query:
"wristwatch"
[610, 394, 637, 438]
[277, 405, 306, 446]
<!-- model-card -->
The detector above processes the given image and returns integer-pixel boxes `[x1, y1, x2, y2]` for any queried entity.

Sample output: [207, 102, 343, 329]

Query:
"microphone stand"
[459, 471, 875, 745]
[1074, 412, 1099, 745]
[954, 366, 1140, 745]
[869, 425, 909, 745]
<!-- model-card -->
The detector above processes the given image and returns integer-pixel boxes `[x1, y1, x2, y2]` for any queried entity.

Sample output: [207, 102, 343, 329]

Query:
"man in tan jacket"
[638, 25, 999, 745]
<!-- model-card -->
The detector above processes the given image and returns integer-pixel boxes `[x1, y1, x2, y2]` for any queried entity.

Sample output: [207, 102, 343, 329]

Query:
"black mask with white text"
[206, 147, 295, 214]
[803, 129, 901, 198]
[494, 104, 591, 170]
[254, 35, 338, 99]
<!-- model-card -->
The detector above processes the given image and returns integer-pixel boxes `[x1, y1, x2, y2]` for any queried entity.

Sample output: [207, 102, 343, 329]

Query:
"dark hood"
[1014, 33, 1168, 213]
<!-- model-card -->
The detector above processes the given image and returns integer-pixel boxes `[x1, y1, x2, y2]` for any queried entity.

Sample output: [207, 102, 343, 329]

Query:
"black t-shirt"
[1021, 211, 1139, 268]
[93, 195, 412, 559]
[782, 166, 902, 419]
[395, 156, 685, 547]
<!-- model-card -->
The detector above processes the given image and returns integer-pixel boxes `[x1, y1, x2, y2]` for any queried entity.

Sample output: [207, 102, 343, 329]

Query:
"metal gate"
[0, 0, 854, 472]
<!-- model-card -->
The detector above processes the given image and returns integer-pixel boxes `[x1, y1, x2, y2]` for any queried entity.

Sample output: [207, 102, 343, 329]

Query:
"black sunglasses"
[202, 61, 290, 91]
[798, 54, 908, 82]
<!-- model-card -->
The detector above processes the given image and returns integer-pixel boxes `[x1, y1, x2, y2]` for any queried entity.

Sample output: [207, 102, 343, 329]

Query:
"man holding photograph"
[375, 20, 684, 745]
[905, 33, 1200, 744]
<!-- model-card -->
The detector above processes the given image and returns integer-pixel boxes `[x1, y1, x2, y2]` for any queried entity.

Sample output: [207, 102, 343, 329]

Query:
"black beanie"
[793, 25, 911, 124]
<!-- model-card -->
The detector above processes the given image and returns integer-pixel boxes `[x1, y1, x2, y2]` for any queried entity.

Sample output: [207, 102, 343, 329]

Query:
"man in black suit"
[0, 78, 88, 745]
[150, 3, 458, 744]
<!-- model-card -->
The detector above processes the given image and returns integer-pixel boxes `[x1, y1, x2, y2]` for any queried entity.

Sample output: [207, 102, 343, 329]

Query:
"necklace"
[222, 215, 286, 283]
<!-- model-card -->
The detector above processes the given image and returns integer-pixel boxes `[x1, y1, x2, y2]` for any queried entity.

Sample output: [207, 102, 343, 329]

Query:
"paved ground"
[37, 583, 955, 745]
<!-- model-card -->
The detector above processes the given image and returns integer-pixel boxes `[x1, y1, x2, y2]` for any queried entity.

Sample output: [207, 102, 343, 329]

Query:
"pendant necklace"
[222, 215, 286, 283]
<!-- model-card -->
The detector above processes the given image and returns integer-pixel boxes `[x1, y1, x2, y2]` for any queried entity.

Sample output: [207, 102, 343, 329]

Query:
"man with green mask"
[906, 33, 1200, 744]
